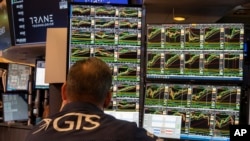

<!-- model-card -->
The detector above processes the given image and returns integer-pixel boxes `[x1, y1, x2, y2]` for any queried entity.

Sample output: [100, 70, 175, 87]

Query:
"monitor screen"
[143, 114, 182, 139]
[104, 111, 139, 125]
[143, 83, 241, 141]
[146, 23, 244, 82]
[35, 59, 49, 89]
[7, 0, 68, 45]
[0, 0, 12, 50]
[2, 93, 29, 122]
[6, 63, 31, 92]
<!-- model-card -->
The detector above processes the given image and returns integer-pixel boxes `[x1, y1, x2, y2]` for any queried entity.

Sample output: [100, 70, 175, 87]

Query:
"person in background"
[25, 57, 161, 141]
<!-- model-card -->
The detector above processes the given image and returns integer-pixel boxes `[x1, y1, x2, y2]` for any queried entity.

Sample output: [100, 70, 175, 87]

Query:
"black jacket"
[25, 102, 159, 141]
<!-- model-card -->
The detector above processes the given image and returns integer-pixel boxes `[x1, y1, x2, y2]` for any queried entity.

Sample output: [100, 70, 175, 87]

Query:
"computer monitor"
[143, 114, 182, 139]
[2, 92, 29, 122]
[34, 59, 49, 89]
[6, 63, 31, 92]
[7, 0, 68, 45]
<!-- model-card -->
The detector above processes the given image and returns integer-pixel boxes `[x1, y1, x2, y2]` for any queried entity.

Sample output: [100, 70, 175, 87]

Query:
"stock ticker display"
[144, 23, 244, 140]
[68, 3, 142, 121]
[146, 24, 244, 81]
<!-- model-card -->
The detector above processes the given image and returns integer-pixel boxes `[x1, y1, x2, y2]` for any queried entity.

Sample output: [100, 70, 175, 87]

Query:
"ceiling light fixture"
[173, 8, 185, 21]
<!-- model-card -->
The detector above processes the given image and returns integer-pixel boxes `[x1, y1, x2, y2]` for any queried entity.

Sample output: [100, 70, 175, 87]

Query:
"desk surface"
[0, 122, 33, 130]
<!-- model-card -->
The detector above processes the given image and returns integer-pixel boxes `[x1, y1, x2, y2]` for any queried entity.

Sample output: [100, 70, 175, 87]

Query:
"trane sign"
[29, 14, 54, 28]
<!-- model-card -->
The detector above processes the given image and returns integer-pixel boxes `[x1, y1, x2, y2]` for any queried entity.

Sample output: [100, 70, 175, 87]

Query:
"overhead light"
[173, 8, 185, 21]
[173, 16, 185, 21]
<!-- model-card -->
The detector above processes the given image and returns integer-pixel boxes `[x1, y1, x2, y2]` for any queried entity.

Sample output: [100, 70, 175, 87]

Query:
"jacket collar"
[61, 102, 104, 114]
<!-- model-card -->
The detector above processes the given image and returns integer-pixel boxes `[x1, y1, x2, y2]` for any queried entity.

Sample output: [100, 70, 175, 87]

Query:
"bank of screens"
[6, 63, 31, 92]
[68, 2, 143, 123]
[2, 93, 29, 122]
[144, 83, 241, 141]
[35, 60, 49, 89]
[146, 24, 244, 82]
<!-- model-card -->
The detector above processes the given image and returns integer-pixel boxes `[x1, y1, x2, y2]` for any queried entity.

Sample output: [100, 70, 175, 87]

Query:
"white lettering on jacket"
[32, 112, 101, 134]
